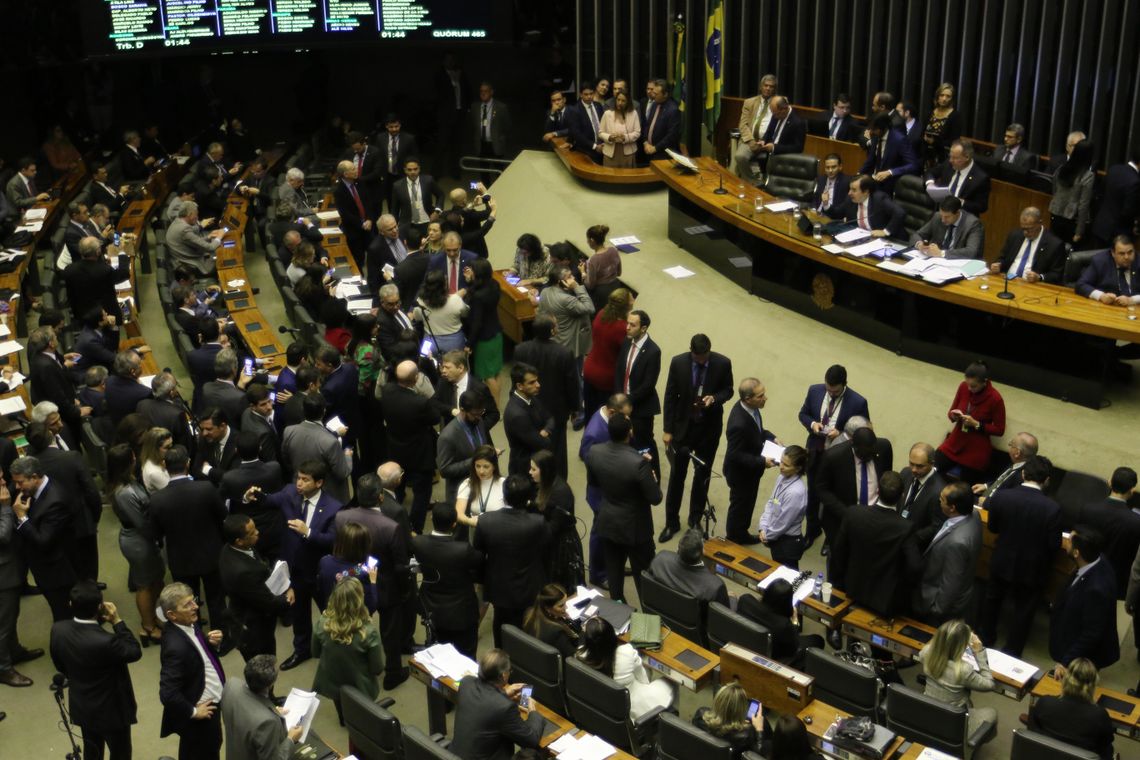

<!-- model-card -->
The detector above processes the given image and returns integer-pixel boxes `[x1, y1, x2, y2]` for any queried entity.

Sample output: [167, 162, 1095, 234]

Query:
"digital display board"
[86, 0, 492, 55]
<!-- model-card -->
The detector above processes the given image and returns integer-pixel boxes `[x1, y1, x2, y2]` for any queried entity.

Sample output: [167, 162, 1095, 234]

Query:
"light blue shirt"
[758, 473, 807, 539]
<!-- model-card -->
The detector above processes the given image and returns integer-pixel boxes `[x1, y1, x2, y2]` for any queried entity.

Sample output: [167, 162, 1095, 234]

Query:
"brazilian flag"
[672, 19, 687, 113]
[704, 0, 724, 135]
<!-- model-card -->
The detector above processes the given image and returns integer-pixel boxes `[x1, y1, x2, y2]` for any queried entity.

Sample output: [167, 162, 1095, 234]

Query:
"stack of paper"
[16, 221, 43, 234]
[115, 279, 133, 292]
[759, 566, 814, 605]
[137, 374, 156, 388]
[916, 747, 957, 760]
[663, 265, 696, 279]
[325, 415, 346, 435]
[319, 227, 343, 236]
[0, 340, 22, 358]
[962, 648, 1037, 686]
[281, 688, 320, 741]
[610, 235, 641, 246]
[24, 209, 47, 221]
[346, 297, 373, 314]
[265, 560, 290, 595]
[549, 732, 616, 759]
[2, 371, 24, 387]
[761, 440, 785, 462]
[0, 396, 26, 416]
[315, 210, 340, 221]
[413, 643, 479, 681]
[335, 282, 365, 299]
[763, 200, 798, 212]
[566, 585, 602, 620]
[834, 228, 871, 244]
[845, 240, 893, 258]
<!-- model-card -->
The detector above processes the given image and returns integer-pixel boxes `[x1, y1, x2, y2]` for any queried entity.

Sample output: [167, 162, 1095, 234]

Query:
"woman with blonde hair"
[311, 577, 383, 724]
[598, 91, 641, 168]
[139, 427, 173, 493]
[921, 82, 962, 167]
[1028, 657, 1114, 759]
[692, 682, 765, 757]
[916, 619, 997, 736]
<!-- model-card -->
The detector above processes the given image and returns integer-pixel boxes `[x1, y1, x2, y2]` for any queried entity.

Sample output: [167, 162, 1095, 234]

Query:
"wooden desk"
[621, 628, 719, 692]
[840, 607, 935, 660]
[798, 699, 922, 759]
[229, 310, 284, 370]
[549, 137, 663, 188]
[1031, 672, 1140, 741]
[494, 270, 537, 344]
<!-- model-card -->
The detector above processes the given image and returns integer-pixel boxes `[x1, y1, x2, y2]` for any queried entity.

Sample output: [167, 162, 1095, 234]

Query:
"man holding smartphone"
[452, 649, 544, 760]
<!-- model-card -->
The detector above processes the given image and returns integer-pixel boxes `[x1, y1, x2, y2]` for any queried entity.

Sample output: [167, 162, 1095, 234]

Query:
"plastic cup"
[813, 223, 822, 241]
[821, 582, 833, 604]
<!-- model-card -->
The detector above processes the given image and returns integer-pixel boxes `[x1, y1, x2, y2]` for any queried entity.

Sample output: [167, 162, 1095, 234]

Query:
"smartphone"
[113, 232, 121, 246]
[243, 358, 254, 377]
[269, 391, 277, 403]
[223, 226, 230, 233]
[419, 338, 434, 357]
[469, 181, 478, 190]
[519, 685, 533, 711]
[365, 556, 379, 571]
[746, 699, 761, 719]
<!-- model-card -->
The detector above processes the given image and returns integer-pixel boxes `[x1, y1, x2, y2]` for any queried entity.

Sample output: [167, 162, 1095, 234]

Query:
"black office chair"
[765, 154, 818, 199]
[564, 657, 667, 756]
[79, 419, 109, 482]
[340, 686, 399, 760]
[1010, 729, 1100, 760]
[706, 601, 771, 656]
[640, 572, 706, 647]
[884, 683, 996, 758]
[1051, 469, 1109, 529]
[656, 711, 734, 760]
[501, 624, 567, 715]
[893, 174, 936, 238]
[804, 648, 881, 719]
[1063, 248, 1106, 287]
[401, 725, 462, 760]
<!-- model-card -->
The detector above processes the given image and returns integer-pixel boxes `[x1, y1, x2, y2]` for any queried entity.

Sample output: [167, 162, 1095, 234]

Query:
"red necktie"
[355, 151, 364, 173]
[858, 202, 868, 230]
[348, 182, 366, 221]
[449, 260, 458, 293]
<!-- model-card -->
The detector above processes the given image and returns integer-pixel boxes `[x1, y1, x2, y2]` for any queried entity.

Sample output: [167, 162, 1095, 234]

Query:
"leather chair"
[501, 624, 567, 715]
[640, 572, 706, 647]
[893, 174, 936, 238]
[1051, 469, 1110, 529]
[884, 683, 996, 758]
[656, 711, 734, 760]
[1010, 729, 1099, 760]
[764, 154, 818, 200]
[1063, 248, 1106, 287]
[564, 657, 667, 756]
[706, 601, 771, 656]
[79, 419, 109, 482]
[401, 725, 463, 760]
[341, 686, 399, 760]
[804, 648, 881, 719]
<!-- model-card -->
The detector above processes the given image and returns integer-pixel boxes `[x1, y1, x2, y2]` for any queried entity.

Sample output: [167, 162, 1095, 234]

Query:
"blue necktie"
[948, 171, 962, 195]
[1012, 237, 1033, 279]
[858, 460, 869, 506]
[752, 408, 764, 432]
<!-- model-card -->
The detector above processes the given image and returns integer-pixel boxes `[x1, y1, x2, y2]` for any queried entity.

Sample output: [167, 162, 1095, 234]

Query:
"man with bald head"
[739, 95, 806, 181]
[448, 184, 496, 259]
[898, 442, 948, 545]
[972, 432, 1039, 504]
[428, 231, 478, 294]
[380, 360, 438, 533]
[332, 159, 375, 269]
[990, 207, 1066, 283]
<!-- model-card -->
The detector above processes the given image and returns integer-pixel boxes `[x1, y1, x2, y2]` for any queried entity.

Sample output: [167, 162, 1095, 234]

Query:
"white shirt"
[174, 623, 223, 708]
[1007, 231, 1041, 277]
[407, 178, 429, 223]
[854, 453, 879, 505]
[622, 334, 649, 392]
[301, 489, 323, 531]
[457, 477, 506, 517]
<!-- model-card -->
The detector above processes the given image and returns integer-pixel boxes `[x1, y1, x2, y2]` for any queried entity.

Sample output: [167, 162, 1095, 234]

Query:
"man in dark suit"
[1050, 526, 1120, 675]
[60, 236, 131, 324]
[380, 360, 438, 535]
[989, 206, 1067, 283]
[859, 113, 921, 194]
[1091, 153, 1140, 246]
[191, 408, 238, 486]
[192, 166, 227, 221]
[897, 442, 947, 546]
[925, 139, 992, 216]
[435, 54, 472, 178]
[502, 362, 555, 478]
[433, 350, 500, 430]
[218, 515, 293, 662]
[567, 80, 606, 162]
[332, 160, 375, 270]
[28, 327, 86, 439]
[71, 306, 120, 379]
[221, 438, 286, 560]
[816, 426, 894, 561]
[316, 343, 362, 449]
[614, 310, 662, 478]
[390, 157, 444, 244]
[187, 321, 225, 412]
[426, 232, 479, 293]
[513, 315, 577, 479]
[661, 333, 733, 542]
[200, 348, 250, 428]
[647, 528, 729, 606]
[977, 456, 1061, 656]
[50, 581, 142, 760]
[373, 114, 419, 211]
[641, 78, 682, 160]
[810, 153, 852, 218]
[138, 371, 197, 455]
[1077, 466, 1140, 603]
[240, 385, 279, 464]
[377, 283, 419, 362]
[812, 93, 860, 142]
[412, 501, 483, 658]
[755, 96, 807, 163]
[0, 494, 40, 688]
[341, 131, 384, 218]
[1075, 236, 1139, 307]
[972, 431, 1039, 504]
[836, 174, 907, 238]
[89, 163, 129, 217]
[244, 460, 341, 669]
[470, 81, 512, 164]
[475, 475, 549, 647]
[590, 415, 663, 604]
[368, 213, 413, 287]
[157, 582, 226, 760]
[994, 123, 1039, 170]
[118, 133, 154, 182]
[395, 246, 431, 312]
[11, 455, 77, 621]
[723, 378, 778, 545]
[830, 472, 912, 616]
[104, 350, 152, 426]
[437, 390, 495, 510]
[451, 649, 544, 760]
[63, 203, 109, 264]
[542, 91, 571, 145]
[907, 483, 982, 624]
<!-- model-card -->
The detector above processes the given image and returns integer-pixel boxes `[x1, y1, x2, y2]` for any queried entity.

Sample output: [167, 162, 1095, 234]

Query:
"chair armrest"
[631, 704, 669, 730]
[377, 697, 395, 709]
[966, 715, 997, 749]
[433, 735, 451, 749]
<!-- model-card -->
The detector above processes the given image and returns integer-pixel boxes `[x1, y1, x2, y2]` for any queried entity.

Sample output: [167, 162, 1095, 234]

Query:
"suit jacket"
[513, 337, 579, 423]
[276, 183, 315, 220]
[395, 250, 431, 312]
[473, 507, 548, 610]
[190, 430, 238, 485]
[90, 181, 126, 216]
[426, 249, 479, 280]
[537, 283, 595, 358]
[502, 393, 554, 477]
[32, 446, 102, 540]
[261, 485, 340, 583]
[15, 478, 76, 590]
[812, 112, 861, 142]
[588, 440, 663, 546]
[320, 363, 362, 445]
[1075, 249, 1140, 299]
[341, 147, 384, 214]
[1091, 162, 1140, 243]
[281, 421, 351, 504]
[994, 228, 1067, 283]
[335, 505, 411, 608]
[451, 675, 544, 760]
[432, 373, 499, 430]
[909, 512, 982, 622]
[831, 504, 913, 616]
[993, 145, 1039, 171]
[987, 484, 1062, 587]
[150, 477, 226, 576]
[377, 308, 418, 362]
[104, 373, 152, 426]
[924, 161, 992, 216]
[909, 210, 985, 259]
[201, 380, 247, 428]
[810, 173, 852, 218]
[166, 218, 220, 277]
[543, 108, 570, 139]
[332, 179, 374, 251]
[240, 407, 279, 463]
[412, 532, 483, 631]
[643, 98, 682, 154]
[833, 191, 907, 238]
[816, 439, 895, 528]
[159, 623, 223, 737]
[221, 680, 293, 760]
[437, 416, 493, 507]
[1049, 557, 1120, 669]
[1028, 694, 1116, 760]
[373, 131, 419, 177]
[223, 461, 286, 556]
[859, 129, 921, 193]
[61, 255, 131, 321]
[381, 383, 438, 473]
[1076, 497, 1140, 599]
[567, 101, 606, 154]
[72, 326, 118, 376]
[897, 469, 948, 539]
[760, 109, 807, 155]
[50, 618, 142, 731]
[390, 175, 445, 231]
[218, 545, 290, 655]
[30, 351, 82, 429]
[188, 342, 224, 410]
[662, 351, 734, 443]
[64, 219, 102, 261]
[0, 504, 23, 592]
[138, 396, 196, 454]
[470, 98, 512, 157]
[4, 172, 37, 208]
[647, 550, 728, 606]
[614, 336, 662, 419]
[723, 401, 776, 486]
[737, 95, 773, 145]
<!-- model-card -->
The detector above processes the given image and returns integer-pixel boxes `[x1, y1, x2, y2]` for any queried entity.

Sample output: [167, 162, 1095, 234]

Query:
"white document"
[845, 240, 891, 258]
[315, 210, 340, 221]
[916, 747, 957, 760]
[346, 298, 373, 314]
[0, 395, 26, 416]
[282, 687, 319, 741]
[759, 566, 814, 605]
[821, 244, 847, 255]
[137, 374, 155, 388]
[663, 265, 696, 279]
[3, 371, 24, 388]
[548, 733, 580, 755]
[833, 228, 871, 244]
[413, 643, 479, 681]
[763, 201, 798, 212]
[24, 208, 47, 221]
[982, 648, 1037, 686]
[16, 221, 43, 233]
[566, 733, 616, 760]
[761, 440, 785, 463]
[265, 560, 291, 595]
[334, 282, 365, 299]
[0, 323, 9, 339]
[610, 235, 641, 246]
[319, 226, 343, 236]
[920, 265, 965, 285]
[926, 184, 951, 202]
[226, 279, 246, 288]
[325, 415, 346, 434]
[665, 149, 699, 171]
[0, 340, 22, 357]
[382, 263, 395, 279]
[115, 279, 133, 292]
[567, 585, 603, 620]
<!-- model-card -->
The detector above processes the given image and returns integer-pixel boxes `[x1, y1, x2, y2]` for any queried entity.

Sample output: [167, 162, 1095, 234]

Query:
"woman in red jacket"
[935, 361, 1006, 484]
[581, 288, 633, 421]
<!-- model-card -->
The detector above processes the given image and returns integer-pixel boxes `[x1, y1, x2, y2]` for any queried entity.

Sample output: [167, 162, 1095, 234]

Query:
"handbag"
[628, 611, 662, 650]
[836, 715, 875, 742]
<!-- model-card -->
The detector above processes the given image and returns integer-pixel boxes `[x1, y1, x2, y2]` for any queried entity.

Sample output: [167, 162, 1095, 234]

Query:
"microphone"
[997, 271, 1015, 300]
[686, 449, 709, 469]
[278, 325, 301, 334]
[51, 673, 67, 691]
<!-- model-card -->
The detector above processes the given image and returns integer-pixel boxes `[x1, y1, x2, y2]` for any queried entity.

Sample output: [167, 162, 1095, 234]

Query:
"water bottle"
[813, 572, 824, 599]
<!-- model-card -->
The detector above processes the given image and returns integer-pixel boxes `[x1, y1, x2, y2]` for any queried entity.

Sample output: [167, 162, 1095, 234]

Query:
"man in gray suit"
[647, 528, 729, 606]
[437, 389, 494, 509]
[993, 123, 1039, 170]
[277, 168, 316, 220]
[909, 196, 985, 259]
[0, 495, 39, 688]
[451, 648, 543, 760]
[5, 157, 50, 209]
[167, 200, 225, 277]
[281, 394, 351, 504]
[201, 349, 251, 427]
[588, 413, 663, 603]
[220, 654, 301, 760]
[907, 481, 982, 625]
[470, 81, 512, 161]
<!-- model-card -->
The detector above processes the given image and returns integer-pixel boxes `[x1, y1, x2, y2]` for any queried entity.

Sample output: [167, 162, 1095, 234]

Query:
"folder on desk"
[629, 612, 662, 650]
[591, 596, 634, 634]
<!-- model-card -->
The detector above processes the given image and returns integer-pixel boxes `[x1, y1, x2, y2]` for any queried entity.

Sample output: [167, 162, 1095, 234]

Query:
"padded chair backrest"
[707, 601, 771, 656]
[1052, 469, 1109, 529]
[1063, 248, 1105, 287]
[804, 649, 880, 718]
[656, 711, 734, 760]
[341, 685, 401, 760]
[765, 154, 818, 199]
[501, 624, 566, 714]
[564, 657, 634, 750]
[401, 726, 463, 760]
[80, 420, 109, 481]
[894, 174, 936, 237]
[884, 683, 967, 757]
[1010, 729, 1099, 760]
[640, 573, 705, 646]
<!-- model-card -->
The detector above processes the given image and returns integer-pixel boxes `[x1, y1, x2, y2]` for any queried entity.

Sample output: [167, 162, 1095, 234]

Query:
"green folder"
[629, 612, 663, 650]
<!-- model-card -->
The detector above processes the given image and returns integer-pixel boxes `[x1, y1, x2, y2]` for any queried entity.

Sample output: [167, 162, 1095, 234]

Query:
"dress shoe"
[383, 667, 411, 690]
[0, 711, 6, 721]
[96, 582, 107, 591]
[658, 526, 679, 543]
[12, 648, 43, 665]
[571, 415, 586, 432]
[279, 652, 310, 671]
[0, 669, 32, 687]
[820, 543, 830, 557]
[1129, 688, 1138, 697]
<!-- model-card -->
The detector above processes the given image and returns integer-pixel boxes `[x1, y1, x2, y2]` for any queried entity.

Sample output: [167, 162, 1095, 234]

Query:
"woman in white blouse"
[456, 445, 506, 529]
[577, 616, 674, 719]
[139, 426, 173, 493]
[598, 91, 642, 168]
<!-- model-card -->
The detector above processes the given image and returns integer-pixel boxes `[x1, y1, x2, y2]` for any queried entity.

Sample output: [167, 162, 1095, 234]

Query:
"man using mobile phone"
[452, 649, 544, 759]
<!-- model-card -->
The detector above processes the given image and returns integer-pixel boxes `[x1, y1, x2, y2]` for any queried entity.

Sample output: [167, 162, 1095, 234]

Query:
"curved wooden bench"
[550, 137, 662, 189]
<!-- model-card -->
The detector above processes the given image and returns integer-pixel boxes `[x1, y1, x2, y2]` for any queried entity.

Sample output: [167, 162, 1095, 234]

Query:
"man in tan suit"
[733, 74, 779, 179]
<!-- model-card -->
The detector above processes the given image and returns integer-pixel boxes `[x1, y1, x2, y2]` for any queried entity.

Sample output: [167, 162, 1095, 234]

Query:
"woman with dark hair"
[316, 520, 379, 613]
[321, 298, 352, 353]
[530, 450, 584, 590]
[106, 443, 165, 645]
[577, 616, 674, 718]
[1049, 138, 1096, 246]
[465, 258, 504, 401]
[921, 82, 962, 167]
[599, 91, 641, 169]
[581, 287, 632, 421]
[456, 444, 505, 529]
[757, 445, 809, 568]
[934, 361, 1005, 484]
[346, 313, 385, 470]
[295, 263, 333, 316]
[692, 682, 766, 759]
[508, 233, 551, 285]
[114, 412, 151, 461]
[737, 578, 825, 669]
[583, 224, 622, 310]
[413, 269, 469, 356]
[522, 583, 579, 657]
[769, 714, 824, 760]
[420, 220, 444, 254]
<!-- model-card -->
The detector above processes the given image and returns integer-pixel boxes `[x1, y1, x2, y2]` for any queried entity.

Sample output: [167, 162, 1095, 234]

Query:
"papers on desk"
[2, 371, 24, 388]
[0, 322, 9, 339]
[566, 585, 603, 620]
[610, 235, 641, 246]
[916, 747, 957, 760]
[926, 184, 951, 202]
[663, 265, 696, 279]
[16, 221, 43, 233]
[23, 208, 47, 221]
[761, 440, 785, 463]
[665, 149, 699, 172]
[821, 243, 847, 255]
[335, 282, 366, 299]
[549, 732, 616, 760]
[346, 297, 373, 314]
[413, 643, 479, 681]
[281, 687, 320, 742]
[315, 210, 340, 221]
[318, 226, 343, 236]
[844, 240, 893, 258]
[961, 648, 1037, 686]
[265, 560, 290, 595]
[763, 200, 799, 213]
[115, 279, 133, 292]
[226, 279, 246, 288]
[833, 227, 871, 244]
[0, 395, 26, 416]
[877, 256, 985, 284]
[325, 415, 346, 435]
[0, 340, 22, 358]
[759, 566, 814, 605]
[0, 249, 25, 262]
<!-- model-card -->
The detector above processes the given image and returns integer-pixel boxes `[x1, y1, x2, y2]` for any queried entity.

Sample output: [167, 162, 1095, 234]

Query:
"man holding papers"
[221, 655, 303, 760]
[218, 514, 294, 662]
[723, 378, 779, 545]
[909, 197, 984, 259]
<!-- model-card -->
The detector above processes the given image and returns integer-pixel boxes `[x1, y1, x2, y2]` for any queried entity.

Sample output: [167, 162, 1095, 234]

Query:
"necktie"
[942, 224, 955, 250]
[858, 202, 868, 230]
[1120, 269, 1133, 296]
[388, 138, 397, 173]
[1012, 237, 1034, 279]
[753, 99, 769, 140]
[902, 479, 919, 517]
[211, 442, 222, 466]
[355, 150, 364, 174]
[481, 104, 490, 141]
[829, 117, 839, 139]
[985, 466, 1016, 498]
[396, 311, 412, 330]
[27, 177, 36, 196]
[194, 626, 226, 684]
[773, 118, 787, 144]
[55, 434, 68, 451]
[411, 180, 423, 222]
[949, 171, 962, 196]
[1004, 150, 1014, 163]
[389, 237, 407, 262]
[347, 182, 366, 220]
[587, 105, 600, 141]
[822, 179, 833, 211]
[302, 498, 312, 525]
[648, 104, 661, 142]
[876, 138, 885, 171]
[449, 260, 458, 293]
[623, 345, 637, 392]
[858, 460, 870, 506]
[751, 408, 764, 432]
